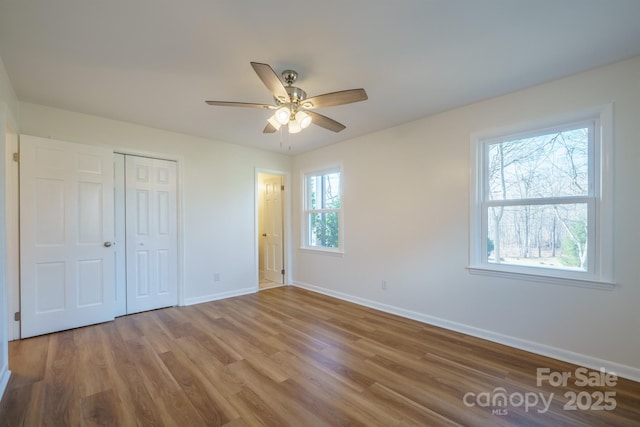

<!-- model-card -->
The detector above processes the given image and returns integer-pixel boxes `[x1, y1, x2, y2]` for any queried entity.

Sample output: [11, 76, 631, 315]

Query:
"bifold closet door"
[20, 135, 115, 337]
[125, 156, 178, 314]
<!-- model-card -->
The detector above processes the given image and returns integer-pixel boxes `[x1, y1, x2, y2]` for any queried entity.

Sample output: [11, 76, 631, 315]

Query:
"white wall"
[0, 57, 19, 119]
[292, 56, 640, 380]
[0, 54, 19, 399]
[18, 102, 292, 305]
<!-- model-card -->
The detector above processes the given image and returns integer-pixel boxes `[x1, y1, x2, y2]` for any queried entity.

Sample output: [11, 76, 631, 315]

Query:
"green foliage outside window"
[560, 219, 587, 268]
[307, 171, 341, 249]
[310, 199, 340, 248]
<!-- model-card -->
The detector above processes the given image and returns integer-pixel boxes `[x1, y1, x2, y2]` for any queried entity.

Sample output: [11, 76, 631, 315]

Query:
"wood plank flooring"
[1, 286, 639, 426]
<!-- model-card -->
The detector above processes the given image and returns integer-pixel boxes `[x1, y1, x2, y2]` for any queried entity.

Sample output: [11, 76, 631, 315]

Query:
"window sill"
[467, 265, 615, 290]
[299, 247, 344, 257]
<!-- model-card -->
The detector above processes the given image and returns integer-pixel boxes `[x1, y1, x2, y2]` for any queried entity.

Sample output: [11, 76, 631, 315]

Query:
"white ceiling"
[1, 1, 640, 155]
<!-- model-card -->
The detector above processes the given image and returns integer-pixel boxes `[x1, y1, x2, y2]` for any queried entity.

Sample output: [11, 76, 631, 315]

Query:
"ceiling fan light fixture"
[267, 115, 282, 130]
[296, 110, 312, 129]
[288, 120, 302, 134]
[275, 107, 291, 125]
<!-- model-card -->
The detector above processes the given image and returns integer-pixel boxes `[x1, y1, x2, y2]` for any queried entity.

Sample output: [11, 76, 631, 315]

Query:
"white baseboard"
[183, 287, 256, 306]
[292, 281, 640, 383]
[0, 366, 11, 401]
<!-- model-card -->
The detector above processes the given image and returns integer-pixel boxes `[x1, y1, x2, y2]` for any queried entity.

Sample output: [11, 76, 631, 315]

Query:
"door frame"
[4, 111, 19, 340]
[255, 168, 291, 289]
[115, 148, 185, 307]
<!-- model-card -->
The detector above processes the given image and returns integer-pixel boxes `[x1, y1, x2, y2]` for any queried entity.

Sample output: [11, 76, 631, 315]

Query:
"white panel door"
[264, 176, 284, 283]
[126, 156, 177, 314]
[20, 135, 115, 338]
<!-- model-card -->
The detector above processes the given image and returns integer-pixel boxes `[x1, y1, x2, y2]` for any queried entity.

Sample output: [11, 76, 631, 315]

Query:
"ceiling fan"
[206, 62, 368, 134]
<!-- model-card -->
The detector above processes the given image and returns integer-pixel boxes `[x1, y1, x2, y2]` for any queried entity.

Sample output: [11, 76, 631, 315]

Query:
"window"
[469, 106, 613, 288]
[303, 168, 342, 252]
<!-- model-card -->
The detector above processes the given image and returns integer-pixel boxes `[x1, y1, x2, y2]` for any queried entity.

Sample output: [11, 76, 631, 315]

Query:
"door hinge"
[12, 152, 19, 162]
[14, 312, 20, 321]
[281, 269, 285, 275]
[281, 184, 285, 191]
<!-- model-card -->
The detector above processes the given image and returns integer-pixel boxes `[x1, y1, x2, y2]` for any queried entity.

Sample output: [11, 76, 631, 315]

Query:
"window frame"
[469, 105, 614, 289]
[301, 166, 344, 254]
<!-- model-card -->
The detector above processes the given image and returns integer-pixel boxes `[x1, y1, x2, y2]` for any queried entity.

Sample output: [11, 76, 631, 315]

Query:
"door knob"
[103, 241, 113, 247]
[262, 233, 267, 237]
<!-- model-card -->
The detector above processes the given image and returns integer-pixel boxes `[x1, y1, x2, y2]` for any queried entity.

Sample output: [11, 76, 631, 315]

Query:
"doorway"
[258, 172, 286, 289]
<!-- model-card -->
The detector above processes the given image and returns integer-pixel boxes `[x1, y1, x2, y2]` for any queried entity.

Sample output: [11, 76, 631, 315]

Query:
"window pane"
[308, 172, 341, 210]
[487, 127, 589, 201]
[309, 212, 339, 248]
[487, 203, 587, 271]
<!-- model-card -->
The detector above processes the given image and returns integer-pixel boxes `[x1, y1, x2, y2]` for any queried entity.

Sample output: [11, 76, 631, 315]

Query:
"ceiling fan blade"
[250, 62, 290, 103]
[307, 111, 346, 132]
[263, 122, 278, 133]
[301, 88, 368, 109]
[205, 101, 274, 109]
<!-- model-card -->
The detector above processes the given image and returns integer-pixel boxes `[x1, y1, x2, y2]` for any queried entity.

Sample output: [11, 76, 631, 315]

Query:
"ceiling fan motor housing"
[281, 69, 298, 84]
[278, 69, 307, 107]
[280, 86, 307, 105]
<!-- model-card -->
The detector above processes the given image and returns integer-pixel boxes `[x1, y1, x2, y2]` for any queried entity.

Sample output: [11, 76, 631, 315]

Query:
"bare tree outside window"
[485, 126, 590, 270]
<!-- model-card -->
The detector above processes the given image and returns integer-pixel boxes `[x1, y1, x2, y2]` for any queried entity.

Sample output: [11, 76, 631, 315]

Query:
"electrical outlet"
[381, 279, 388, 290]
[214, 272, 221, 282]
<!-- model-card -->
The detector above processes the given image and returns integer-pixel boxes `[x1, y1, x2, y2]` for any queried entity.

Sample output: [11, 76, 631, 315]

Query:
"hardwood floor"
[259, 277, 281, 290]
[1, 286, 639, 426]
